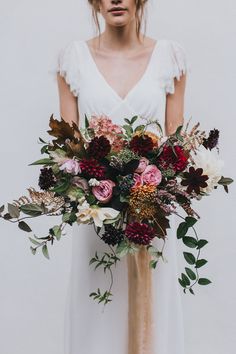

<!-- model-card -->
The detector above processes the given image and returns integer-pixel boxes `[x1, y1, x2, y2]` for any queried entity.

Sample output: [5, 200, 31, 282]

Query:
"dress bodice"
[51, 38, 190, 133]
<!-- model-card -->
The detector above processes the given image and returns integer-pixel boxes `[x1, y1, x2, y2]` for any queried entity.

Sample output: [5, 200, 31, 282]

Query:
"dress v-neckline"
[80, 39, 160, 103]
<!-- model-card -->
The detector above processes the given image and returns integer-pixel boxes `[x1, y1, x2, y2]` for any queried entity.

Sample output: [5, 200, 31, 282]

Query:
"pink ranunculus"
[132, 173, 143, 189]
[92, 180, 115, 203]
[141, 165, 162, 186]
[135, 157, 150, 173]
[71, 176, 89, 191]
[59, 159, 81, 175]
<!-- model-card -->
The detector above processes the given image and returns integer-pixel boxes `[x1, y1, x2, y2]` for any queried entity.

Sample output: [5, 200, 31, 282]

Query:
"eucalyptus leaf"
[18, 221, 32, 232]
[20, 203, 42, 216]
[8, 203, 20, 218]
[0, 205, 5, 214]
[42, 244, 50, 259]
[29, 237, 41, 246]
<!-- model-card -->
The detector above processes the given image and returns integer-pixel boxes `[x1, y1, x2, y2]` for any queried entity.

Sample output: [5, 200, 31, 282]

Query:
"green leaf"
[177, 222, 188, 239]
[85, 114, 89, 128]
[218, 176, 234, 185]
[149, 260, 158, 269]
[181, 273, 190, 286]
[195, 259, 208, 268]
[178, 277, 186, 288]
[38, 137, 47, 144]
[197, 239, 208, 249]
[182, 236, 198, 248]
[185, 216, 197, 227]
[86, 194, 96, 204]
[18, 221, 32, 232]
[134, 125, 145, 133]
[29, 237, 41, 246]
[130, 116, 138, 125]
[8, 203, 20, 218]
[124, 118, 131, 124]
[28, 158, 53, 166]
[42, 244, 50, 259]
[198, 278, 212, 285]
[175, 125, 184, 142]
[185, 267, 196, 280]
[183, 252, 196, 265]
[50, 225, 62, 240]
[51, 178, 70, 193]
[116, 240, 129, 257]
[123, 124, 133, 135]
[30, 246, 37, 255]
[20, 203, 43, 216]
[0, 205, 4, 214]
[189, 288, 195, 295]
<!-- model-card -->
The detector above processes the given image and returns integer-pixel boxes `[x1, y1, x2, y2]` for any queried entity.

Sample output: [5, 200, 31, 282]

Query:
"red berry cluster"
[80, 158, 106, 179]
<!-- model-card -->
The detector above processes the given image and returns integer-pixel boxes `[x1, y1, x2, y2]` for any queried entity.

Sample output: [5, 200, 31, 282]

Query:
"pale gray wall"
[0, 0, 235, 353]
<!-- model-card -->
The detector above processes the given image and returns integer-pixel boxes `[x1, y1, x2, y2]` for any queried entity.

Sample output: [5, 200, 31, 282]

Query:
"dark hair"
[87, 0, 148, 43]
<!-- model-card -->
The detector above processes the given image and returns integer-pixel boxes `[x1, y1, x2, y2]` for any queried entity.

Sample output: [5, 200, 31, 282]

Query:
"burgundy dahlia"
[157, 145, 188, 172]
[80, 158, 106, 180]
[125, 222, 155, 245]
[130, 135, 154, 156]
[181, 166, 209, 194]
[202, 128, 219, 150]
[87, 136, 111, 159]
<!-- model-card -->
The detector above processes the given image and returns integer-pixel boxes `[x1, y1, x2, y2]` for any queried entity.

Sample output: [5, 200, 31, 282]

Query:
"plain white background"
[0, 0, 236, 353]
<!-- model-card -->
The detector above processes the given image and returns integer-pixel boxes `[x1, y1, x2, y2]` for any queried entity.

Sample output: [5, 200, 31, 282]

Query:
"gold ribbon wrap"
[127, 245, 154, 354]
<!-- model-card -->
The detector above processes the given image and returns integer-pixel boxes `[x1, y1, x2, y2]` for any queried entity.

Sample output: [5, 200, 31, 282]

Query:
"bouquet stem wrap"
[127, 245, 154, 354]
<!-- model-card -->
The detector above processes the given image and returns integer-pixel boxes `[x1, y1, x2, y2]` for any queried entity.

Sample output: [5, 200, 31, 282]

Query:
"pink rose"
[141, 165, 162, 186]
[135, 157, 150, 173]
[59, 159, 81, 175]
[132, 173, 143, 189]
[92, 180, 115, 203]
[72, 176, 89, 191]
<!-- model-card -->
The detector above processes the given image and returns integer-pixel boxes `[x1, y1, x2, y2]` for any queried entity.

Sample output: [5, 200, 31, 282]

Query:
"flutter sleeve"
[48, 40, 80, 97]
[158, 39, 191, 95]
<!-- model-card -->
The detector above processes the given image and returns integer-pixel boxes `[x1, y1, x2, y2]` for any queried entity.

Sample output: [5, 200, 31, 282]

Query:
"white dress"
[52, 37, 191, 354]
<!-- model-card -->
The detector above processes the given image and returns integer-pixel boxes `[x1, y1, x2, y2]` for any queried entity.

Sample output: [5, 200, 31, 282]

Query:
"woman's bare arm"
[165, 74, 187, 136]
[56, 73, 80, 126]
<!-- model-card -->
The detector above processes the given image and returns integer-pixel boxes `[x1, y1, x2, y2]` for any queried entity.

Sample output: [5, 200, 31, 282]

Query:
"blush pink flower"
[89, 114, 124, 152]
[59, 159, 81, 175]
[141, 165, 162, 186]
[135, 157, 150, 174]
[132, 173, 143, 189]
[92, 180, 116, 203]
[71, 176, 89, 192]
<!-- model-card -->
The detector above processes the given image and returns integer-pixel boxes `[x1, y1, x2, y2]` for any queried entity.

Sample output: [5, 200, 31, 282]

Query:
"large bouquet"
[0, 114, 233, 304]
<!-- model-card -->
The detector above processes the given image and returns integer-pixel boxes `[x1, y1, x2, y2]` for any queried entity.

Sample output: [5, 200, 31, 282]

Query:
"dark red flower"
[181, 166, 209, 194]
[202, 129, 219, 150]
[80, 158, 106, 180]
[87, 136, 111, 159]
[125, 222, 155, 245]
[157, 145, 188, 172]
[130, 135, 154, 156]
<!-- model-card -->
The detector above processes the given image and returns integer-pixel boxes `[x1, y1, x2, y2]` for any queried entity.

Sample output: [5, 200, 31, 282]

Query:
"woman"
[54, 1, 190, 353]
